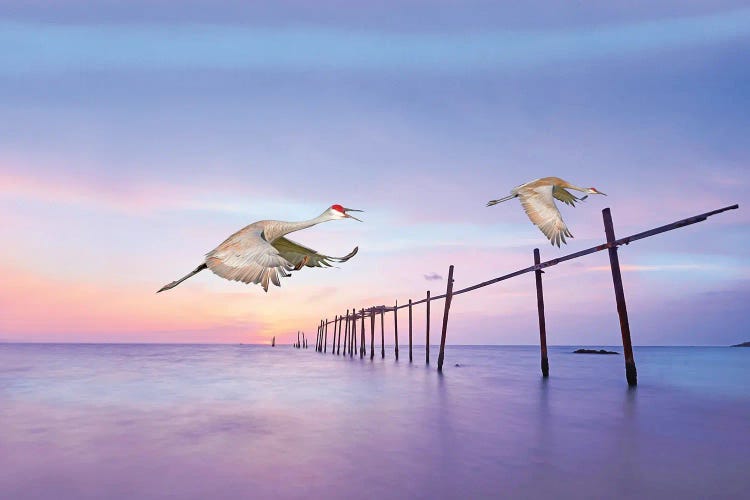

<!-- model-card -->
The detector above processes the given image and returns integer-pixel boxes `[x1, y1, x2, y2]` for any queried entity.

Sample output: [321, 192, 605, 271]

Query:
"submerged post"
[394, 300, 399, 360]
[408, 299, 413, 362]
[380, 309, 385, 359]
[324, 318, 328, 353]
[297, 331, 300, 349]
[360, 309, 365, 358]
[437, 265, 454, 372]
[370, 309, 375, 360]
[336, 314, 343, 355]
[426, 290, 431, 364]
[351, 309, 357, 357]
[533, 248, 549, 377]
[344, 309, 349, 356]
[332, 316, 338, 355]
[603, 208, 637, 387]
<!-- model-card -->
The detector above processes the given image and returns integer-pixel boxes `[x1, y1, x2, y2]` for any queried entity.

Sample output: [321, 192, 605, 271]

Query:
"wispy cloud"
[424, 272, 443, 281]
[2, 9, 749, 74]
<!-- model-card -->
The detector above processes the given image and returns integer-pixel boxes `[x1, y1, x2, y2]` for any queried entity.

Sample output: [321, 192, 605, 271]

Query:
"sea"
[1, 344, 748, 500]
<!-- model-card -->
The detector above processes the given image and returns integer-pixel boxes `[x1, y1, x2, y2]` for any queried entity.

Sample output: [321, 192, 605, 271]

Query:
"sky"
[1, 1, 748, 345]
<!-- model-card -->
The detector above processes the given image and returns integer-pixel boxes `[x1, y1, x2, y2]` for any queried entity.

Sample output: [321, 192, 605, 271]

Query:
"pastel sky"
[1, 1, 748, 345]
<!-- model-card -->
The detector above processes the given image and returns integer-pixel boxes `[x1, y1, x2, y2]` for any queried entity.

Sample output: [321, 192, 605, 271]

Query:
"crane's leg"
[486, 194, 517, 207]
[156, 263, 208, 293]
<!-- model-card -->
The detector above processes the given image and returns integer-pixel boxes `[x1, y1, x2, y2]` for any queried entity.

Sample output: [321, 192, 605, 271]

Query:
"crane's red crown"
[331, 204, 345, 213]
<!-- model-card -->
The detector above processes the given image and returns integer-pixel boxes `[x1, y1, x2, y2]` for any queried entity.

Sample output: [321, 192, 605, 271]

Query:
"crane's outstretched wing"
[205, 228, 294, 292]
[271, 237, 358, 269]
[518, 185, 573, 247]
[552, 186, 587, 207]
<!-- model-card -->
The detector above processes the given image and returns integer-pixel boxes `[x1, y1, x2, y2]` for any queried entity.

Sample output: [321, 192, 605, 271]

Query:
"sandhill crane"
[487, 177, 606, 246]
[157, 205, 362, 293]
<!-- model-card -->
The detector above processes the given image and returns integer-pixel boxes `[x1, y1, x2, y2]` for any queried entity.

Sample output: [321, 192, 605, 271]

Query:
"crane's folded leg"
[156, 263, 208, 293]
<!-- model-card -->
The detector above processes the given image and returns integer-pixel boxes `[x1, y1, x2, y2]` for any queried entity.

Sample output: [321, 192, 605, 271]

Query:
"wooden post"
[360, 309, 365, 358]
[297, 331, 300, 349]
[337, 314, 343, 355]
[394, 300, 399, 360]
[343, 310, 349, 356]
[603, 208, 637, 387]
[370, 310, 375, 360]
[351, 310, 357, 357]
[380, 309, 385, 359]
[534, 249, 549, 377]
[324, 319, 328, 353]
[332, 316, 338, 355]
[437, 265, 455, 372]
[426, 291, 431, 364]
[408, 299, 413, 362]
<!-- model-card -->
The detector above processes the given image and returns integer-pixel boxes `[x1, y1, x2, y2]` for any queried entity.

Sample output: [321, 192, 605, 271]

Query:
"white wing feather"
[204, 228, 294, 292]
[517, 185, 573, 247]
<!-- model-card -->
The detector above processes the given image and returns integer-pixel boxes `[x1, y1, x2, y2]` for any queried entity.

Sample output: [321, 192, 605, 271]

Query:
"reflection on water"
[1, 344, 748, 499]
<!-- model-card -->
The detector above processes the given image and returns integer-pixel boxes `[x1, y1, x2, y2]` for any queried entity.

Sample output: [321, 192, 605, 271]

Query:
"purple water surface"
[1, 344, 748, 499]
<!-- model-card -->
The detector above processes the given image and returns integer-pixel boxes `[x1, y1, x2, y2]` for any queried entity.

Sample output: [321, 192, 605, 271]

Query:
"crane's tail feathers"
[486, 195, 516, 207]
[156, 263, 208, 293]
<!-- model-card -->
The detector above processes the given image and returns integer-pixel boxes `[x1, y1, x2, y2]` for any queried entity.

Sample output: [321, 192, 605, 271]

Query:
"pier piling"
[534, 249, 549, 377]
[603, 208, 637, 387]
[437, 265, 454, 372]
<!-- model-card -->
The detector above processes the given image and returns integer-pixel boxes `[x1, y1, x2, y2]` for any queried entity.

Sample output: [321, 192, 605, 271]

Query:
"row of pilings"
[301, 204, 738, 385]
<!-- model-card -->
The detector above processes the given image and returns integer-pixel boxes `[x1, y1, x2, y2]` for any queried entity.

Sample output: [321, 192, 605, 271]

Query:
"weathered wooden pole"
[360, 309, 365, 358]
[336, 314, 343, 355]
[393, 301, 399, 360]
[380, 309, 385, 359]
[533, 248, 549, 377]
[324, 318, 328, 353]
[297, 331, 300, 349]
[343, 310, 350, 356]
[370, 309, 375, 360]
[302, 332, 306, 349]
[426, 290, 431, 364]
[332, 316, 338, 355]
[437, 266, 455, 372]
[351, 310, 357, 357]
[603, 208, 637, 387]
[408, 299, 413, 362]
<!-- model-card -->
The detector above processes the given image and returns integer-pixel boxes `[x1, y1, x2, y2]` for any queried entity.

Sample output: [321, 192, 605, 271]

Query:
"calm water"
[1, 344, 748, 500]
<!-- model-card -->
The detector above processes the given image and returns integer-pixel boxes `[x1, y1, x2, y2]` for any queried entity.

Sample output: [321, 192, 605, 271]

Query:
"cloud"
[424, 272, 443, 281]
[2, 9, 750, 74]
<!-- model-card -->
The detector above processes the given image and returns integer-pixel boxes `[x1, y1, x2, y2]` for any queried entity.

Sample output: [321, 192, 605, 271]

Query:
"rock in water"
[731, 341, 750, 347]
[573, 348, 619, 355]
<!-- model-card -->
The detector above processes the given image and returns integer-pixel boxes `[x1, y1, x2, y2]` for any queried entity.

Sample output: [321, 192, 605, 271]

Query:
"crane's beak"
[598, 191, 607, 196]
[343, 208, 364, 222]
